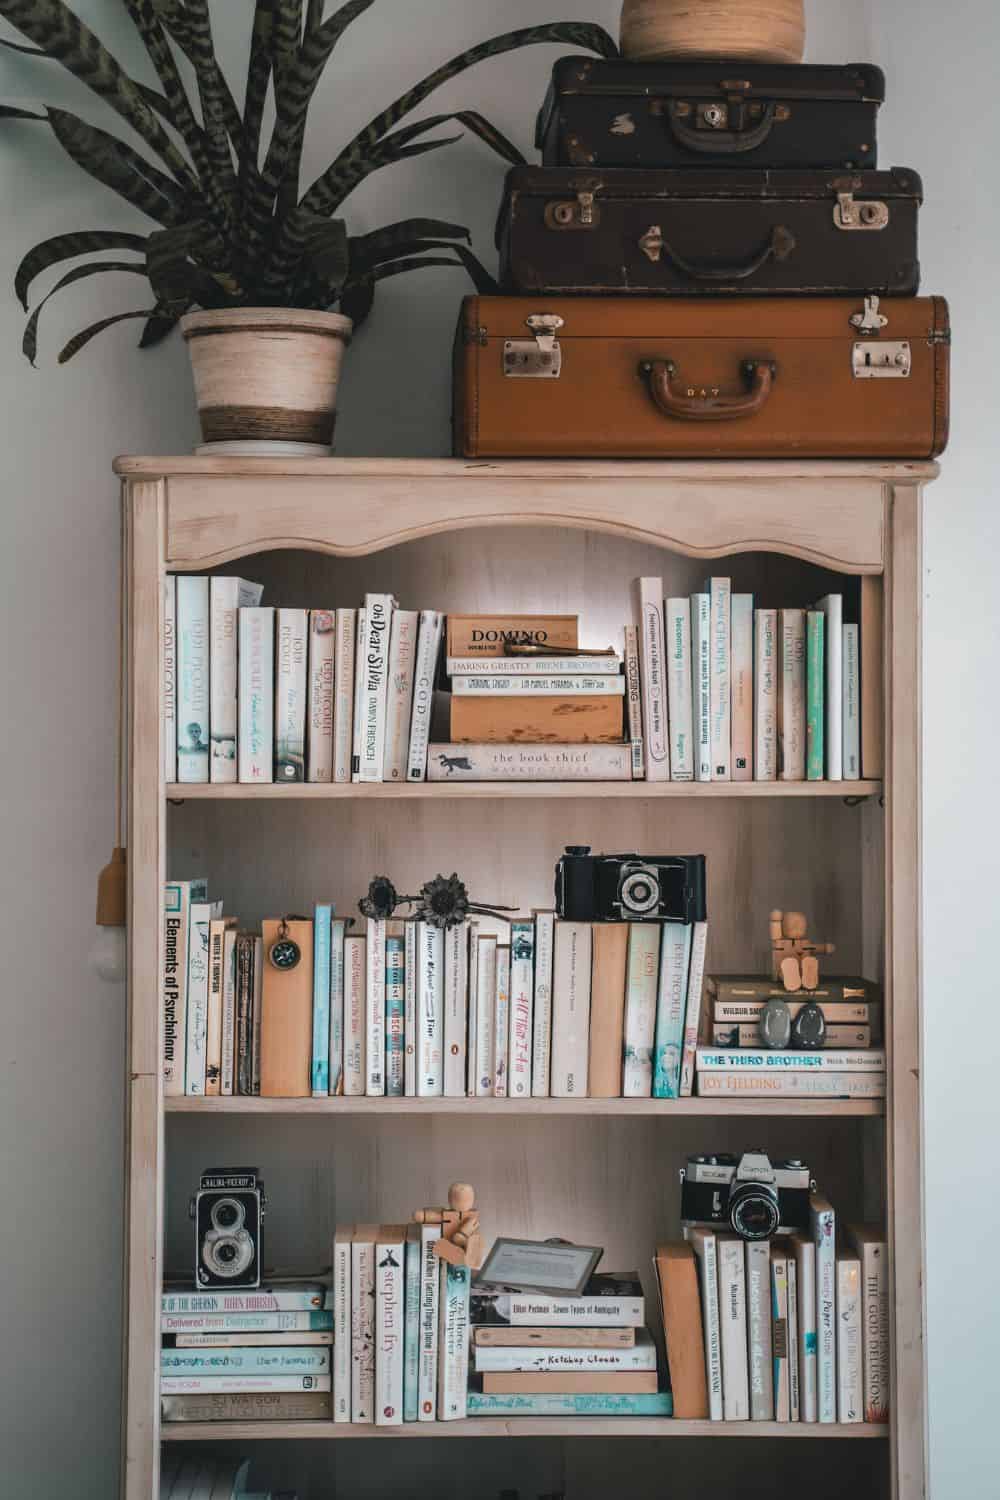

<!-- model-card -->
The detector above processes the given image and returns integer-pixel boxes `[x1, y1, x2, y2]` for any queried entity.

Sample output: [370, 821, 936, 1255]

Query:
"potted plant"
[1, 1, 615, 451]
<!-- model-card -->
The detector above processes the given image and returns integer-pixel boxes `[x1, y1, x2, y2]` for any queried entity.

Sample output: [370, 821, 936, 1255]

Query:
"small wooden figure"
[413, 1181, 483, 1270]
[769, 909, 835, 992]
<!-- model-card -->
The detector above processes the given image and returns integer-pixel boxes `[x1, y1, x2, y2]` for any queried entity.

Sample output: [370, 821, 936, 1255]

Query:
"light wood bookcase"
[117, 456, 932, 1500]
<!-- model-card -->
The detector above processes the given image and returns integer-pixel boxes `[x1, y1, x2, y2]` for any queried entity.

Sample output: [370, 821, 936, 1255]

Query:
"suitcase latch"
[544, 191, 599, 230]
[504, 315, 564, 378]
[852, 341, 911, 378]
[850, 294, 889, 333]
[835, 190, 889, 230]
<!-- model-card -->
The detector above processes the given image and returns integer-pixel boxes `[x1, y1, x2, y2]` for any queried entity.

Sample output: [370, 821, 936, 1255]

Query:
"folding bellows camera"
[555, 846, 706, 924]
[190, 1167, 266, 1289]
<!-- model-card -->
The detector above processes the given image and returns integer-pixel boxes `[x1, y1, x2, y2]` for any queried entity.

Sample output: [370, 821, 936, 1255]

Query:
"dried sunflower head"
[359, 875, 400, 922]
[416, 873, 470, 930]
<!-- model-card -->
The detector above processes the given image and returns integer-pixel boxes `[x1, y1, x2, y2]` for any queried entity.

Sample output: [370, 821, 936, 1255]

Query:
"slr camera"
[190, 1167, 266, 1288]
[555, 846, 706, 924]
[679, 1150, 813, 1241]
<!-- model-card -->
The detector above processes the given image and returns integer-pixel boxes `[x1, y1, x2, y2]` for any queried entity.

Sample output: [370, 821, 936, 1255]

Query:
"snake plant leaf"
[146, 224, 236, 310]
[150, 2, 244, 159]
[0, 0, 198, 190]
[138, 304, 179, 347]
[348, 218, 472, 263]
[298, 216, 350, 287]
[366, 251, 495, 288]
[379, 110, 524, 166]
[15, 229, 149, 309]
[241, 0, 276, 171]
[0, 36, 47, 55]
[0, 104, 46, 119]
[22, 259, 146, 365]
[45, 107, 193, 226]
[57, 307, 159, 363]
[339, 274, 374, 328]
[179, 1, 238, 209]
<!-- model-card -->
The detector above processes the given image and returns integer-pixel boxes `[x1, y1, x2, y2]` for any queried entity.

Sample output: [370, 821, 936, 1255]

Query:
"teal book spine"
[806, 610, 825, 781]
[403, 1230, 421, 1421]
[652, 922, 692, 1099]
[467, 1391, 673, 1417]
[385, 932, 406, 1097]
[311, 905, 332, 1096]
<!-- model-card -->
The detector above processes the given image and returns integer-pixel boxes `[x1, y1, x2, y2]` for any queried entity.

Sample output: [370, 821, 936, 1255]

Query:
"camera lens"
[217, 1242, 239, 1264]
[204, 1229, 254, 1279]
[211, 1196, 245, 1232]
[619, 866, 661, 915]
[728, 1181, 781, 1241]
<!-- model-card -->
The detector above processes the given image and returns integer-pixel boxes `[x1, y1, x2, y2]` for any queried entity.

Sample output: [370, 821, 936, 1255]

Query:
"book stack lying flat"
[159, 1282, 333, 1424]
[665, 1213, 888, 1426]
[159, 1453, 291, 1499]
[467, 1274, 671, 1418]
[695, 975, 885, 1100]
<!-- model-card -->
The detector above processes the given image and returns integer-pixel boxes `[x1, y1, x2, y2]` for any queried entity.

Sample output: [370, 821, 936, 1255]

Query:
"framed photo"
[476, 1238, 604, 1298]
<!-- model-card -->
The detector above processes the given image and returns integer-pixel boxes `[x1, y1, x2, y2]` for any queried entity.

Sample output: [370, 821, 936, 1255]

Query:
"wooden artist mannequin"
[769, 909, 835, 992]
[414, 1181, 483, 1269]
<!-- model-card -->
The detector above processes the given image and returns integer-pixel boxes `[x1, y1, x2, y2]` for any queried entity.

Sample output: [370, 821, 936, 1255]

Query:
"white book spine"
[427, 743, 632, 781]
[696, 1047, 885, 1074]
[697, 1071, 885, 1099]
[550, 921, 592, 1097]
[219, 926, 238, 1097]
[793, 1236, 818, 1422]
[778, 609, 806, 781]
[358, 594, 394, 782]
[275, 607, 308, 783]
[474, 937, 497, 1097]
[160, 1374, 330, 1395]
[709, 577, 732, 781]
[678, 919, 709, 1097]
[753, 609, 778, 781]
[507, 921, 534, 1099]
[205, 917, 229, 1096]
[437, 1261, 471, 1420]
[351, 1239, 375, 1423]
[465, 922, 479, 1097]
[446, 654, 620, 676]
[404, 922, 418, 1097]
[443, 923, 469, 1097]
[771, 1251, 791, 1422]
[343, 935, 366, 1096]
[333, 607, 356, 783]
[163, 575, 177, 781]
[817, 594, 844, 780]
[787, 1255, 801, 1422]
[328, 919, 346, 1096]
[452, 674, 624, 696]
[622, 924, 659, 1097]
[836, 1255, 863, 1423]
[475, 1334, 656, 1372]
[691, 592, 712, 781]
[307, 610, 335, 783]
[351, 606, 366, 781]
[651, 921, 691, 1099]
[375, 1234, 405, 1426]
[688, 1231, 723, 1421]
[731, 592, 753, 782]
[184, 901, 219, 1095]
[842, 623, 861, 780]
[493, 944, 510, 1097]
[665, 597, 694, 780]
[634, 577, 670, 781]
[333, 1233, 352, 1422]
[812, 1198, 837, 1423]
[531, 912, 555, 1097]
[365, 919, 386, 1095]
[407, 610, 443, 782]
[383, 609, 419, 780]
[417, 1224, 441, 1421]
[416, 922, 444, 1097]
[385, 928, 406, 1098]
[623, 622, 645, 779]
[718, 1237, 749, 1420]
[238, 608, 274, 783]
[745, 1240, 774, 1421]
[210, 577, 263, 782]
[176, 576, 210, 783]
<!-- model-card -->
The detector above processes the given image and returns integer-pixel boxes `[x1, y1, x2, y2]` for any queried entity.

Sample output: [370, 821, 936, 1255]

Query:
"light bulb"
[90, 924, 127, 984]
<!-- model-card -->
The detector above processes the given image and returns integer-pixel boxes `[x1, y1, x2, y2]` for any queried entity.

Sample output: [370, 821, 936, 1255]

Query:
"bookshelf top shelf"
[165, 780, 881, 802]
[165, 1096, 883, 1118]
[161, 1416, 889, 1442]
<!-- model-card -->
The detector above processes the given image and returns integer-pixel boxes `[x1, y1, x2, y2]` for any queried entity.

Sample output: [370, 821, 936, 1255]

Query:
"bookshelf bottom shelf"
[161, 1419, 889, 1442]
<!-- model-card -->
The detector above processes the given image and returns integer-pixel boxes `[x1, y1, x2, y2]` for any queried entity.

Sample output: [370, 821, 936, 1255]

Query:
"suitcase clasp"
[850, 295, 889, 333]
[544, 191, 599, 230]
[835, 190, 889, 231]
[852, 341, 911, 378]
[504, 315, 565, 379]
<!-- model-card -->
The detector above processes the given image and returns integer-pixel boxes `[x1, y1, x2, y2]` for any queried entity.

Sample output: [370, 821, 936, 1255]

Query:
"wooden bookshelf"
[118, 456, 932, 1500]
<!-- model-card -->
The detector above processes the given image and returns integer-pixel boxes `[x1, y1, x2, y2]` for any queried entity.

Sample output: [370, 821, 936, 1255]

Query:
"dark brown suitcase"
[498, 167, 921, 297]
[537, 57, 884, 170]
[453, 295, 949, 460]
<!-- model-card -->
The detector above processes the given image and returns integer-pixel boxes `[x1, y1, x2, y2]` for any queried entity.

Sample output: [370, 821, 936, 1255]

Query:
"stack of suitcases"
[454, 53, 949, 458]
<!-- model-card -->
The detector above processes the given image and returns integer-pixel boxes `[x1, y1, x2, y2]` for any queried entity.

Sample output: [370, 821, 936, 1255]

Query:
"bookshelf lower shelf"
[161, 1418, 889, 1442]
[164, 1097, 883, 1118]
[166, 781, 881, 802]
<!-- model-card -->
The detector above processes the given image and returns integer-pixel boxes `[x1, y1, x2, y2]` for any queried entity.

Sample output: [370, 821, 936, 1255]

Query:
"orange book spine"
[450, 694, 624, 744]
[259, 919, 314, 1097]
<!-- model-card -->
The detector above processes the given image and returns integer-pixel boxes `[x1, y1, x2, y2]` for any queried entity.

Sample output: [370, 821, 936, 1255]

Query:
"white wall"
[0, 2, 996, 1495]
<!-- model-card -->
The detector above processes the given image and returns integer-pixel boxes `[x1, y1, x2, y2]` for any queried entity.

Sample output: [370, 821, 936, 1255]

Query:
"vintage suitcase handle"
[639, 359, 777, 422]
[638, 224, 795, 282]
[666, 100, 777, 154]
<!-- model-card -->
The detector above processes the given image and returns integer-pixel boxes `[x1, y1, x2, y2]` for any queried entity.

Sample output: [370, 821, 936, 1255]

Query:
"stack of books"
[695, 975, 885, 1101]
[659, 1214, 889, 1426]
[467, 1274, 671, 1418]
[159, 1282, 333, 1424]
[331, 1223, 471, 1423]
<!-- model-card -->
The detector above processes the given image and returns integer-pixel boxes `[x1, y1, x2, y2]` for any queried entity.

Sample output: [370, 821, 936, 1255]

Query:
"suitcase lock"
[504, 315, 565, 378]
[544, 191, 599, 230]
[834, 190, 889, 230]
[852, 342, 911, 378]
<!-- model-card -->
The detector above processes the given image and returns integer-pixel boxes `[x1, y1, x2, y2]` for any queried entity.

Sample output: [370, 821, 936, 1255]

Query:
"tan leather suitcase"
[453, 294, 949, 459]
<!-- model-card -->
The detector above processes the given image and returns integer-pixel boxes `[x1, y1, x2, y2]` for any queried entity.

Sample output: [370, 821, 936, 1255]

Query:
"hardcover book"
[708, 577, 732, 781]
[446, 653, 620, 676]
[427, 743, 632, 781]
[332, 1226, 352, 1422]
[665, 597, 694, 780]
[474, 1326, 636, 1348]
[507, 920, 534, 1098]
[451, 673, 624, 696]
[836, 1252, 863, 1423]
[746, 1239, 774, 1421]
[531, 911, 555, 1097]
[416, 921, 444, 1097]
[206, 916, 237, 1097]
[652, 922, 692, 1100]
[238, 608, 274, 783]
[706, 974, 875, 1003]
[731, 593, 753, 781]
[846, 1224, 889, 1422]
[161, 1285, 327, 1314]
[623, 623, 644, 779]
[655, 1243, 708, 1419]
[713, 1022, 871, 1049]
[383, 609, 418, 781]
[770, 1246, 791, 1422]
[184, 898, 222, 1096]
[437, 1261, 472, 1420]
[481, 1371, 657, 1394]
[306, 609, 335, 783]
[778, 608, 806, 781]
[470, 1274, 644, 1328]
[685, 1228, 723, 1420]
[176, 575, 210, 784]
[160, 1310, 333, 1335]
[466, 1391, 672, 1417]
[407, 611, 444, 782]
[160, 1375, 331, 1395]
[163, 879, 208, 1096]
[375, 1227, 406, 1426]
[449, 693, 624, 745]
[806, 609, 825, 781]
[210, 577, 263, 782]
[493, 943, 510, 1098]
[474, 1329, 656, 1372]
[696, 1048, 886, 1073]
[622, 924, 659, 1097]
[446, 614, 577, 657]
[678, 920, 709, 1098]
[550, 920, 592, 1097]
[691, 591, 712, 782]
[160, 1391, 332, 1423]
[275, 607, 308, 783]
[359, 594, 395, 783]
[417, 1223, 441, 1421]
[588, 922, 628, 1099]
[717, 1236, 749, 1420]
[754, 608, 778, 781]
[351, 606, 366, 780]
[333, 607, 356, 783]
[219, 925, 239, 1098]
[161, 1347, 330, 1376]
[697, 1071, 885, 1099]
[350, 1227, 378, 1423]
[634, 577, 669, 781]
[311, 904, 332, 1096]
[260, 919, 314, 1098]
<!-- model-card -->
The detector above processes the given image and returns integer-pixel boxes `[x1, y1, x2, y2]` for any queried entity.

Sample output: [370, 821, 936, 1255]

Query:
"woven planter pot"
[182, 307, 353, 454]
[620, 0, 806, 64]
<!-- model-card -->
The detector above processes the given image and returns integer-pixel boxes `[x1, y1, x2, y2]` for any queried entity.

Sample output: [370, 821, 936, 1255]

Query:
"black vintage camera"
[679, 1150, 813, 1241]
[190, 1167, 266, 1288]
[555, 847, 706, 924]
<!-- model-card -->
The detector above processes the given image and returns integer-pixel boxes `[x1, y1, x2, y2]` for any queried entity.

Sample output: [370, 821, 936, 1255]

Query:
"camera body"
[555, 847, 706, 924]
[190, 1167, 265, 1288]
[680, 1150, 813, 1241]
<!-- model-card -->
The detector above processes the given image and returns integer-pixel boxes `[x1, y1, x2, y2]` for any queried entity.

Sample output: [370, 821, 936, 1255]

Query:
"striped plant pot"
[182, 307, 353, 453]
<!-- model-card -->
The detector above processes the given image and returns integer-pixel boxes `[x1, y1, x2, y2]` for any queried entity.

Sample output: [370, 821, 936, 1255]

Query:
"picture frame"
[476, 1237, 604, 1298]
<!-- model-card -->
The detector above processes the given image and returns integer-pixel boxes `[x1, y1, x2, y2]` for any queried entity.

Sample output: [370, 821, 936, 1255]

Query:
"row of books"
[164, 574, 444, 784]
[632, 578, 863, 783]
[658, 1212, 889, 1425]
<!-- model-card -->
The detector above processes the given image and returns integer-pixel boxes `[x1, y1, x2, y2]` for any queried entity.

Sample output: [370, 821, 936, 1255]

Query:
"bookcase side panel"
[124, 478, 166, 1500]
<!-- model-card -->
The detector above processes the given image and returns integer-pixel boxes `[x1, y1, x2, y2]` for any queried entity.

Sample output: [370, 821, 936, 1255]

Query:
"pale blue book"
[467, 1391, 673, 1417]
[161, 1346, 330, 1376]
[403, 1225, 421, 1421]
[311, 904, 333, 1096]
[652, 923, 693, 1099]
[328, 918, 346, 1096]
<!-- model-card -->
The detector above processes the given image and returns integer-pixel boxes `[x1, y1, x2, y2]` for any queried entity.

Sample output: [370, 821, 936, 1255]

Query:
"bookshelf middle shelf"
[164, 1096, 883, 1118]
[166, 781, 882, 802]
